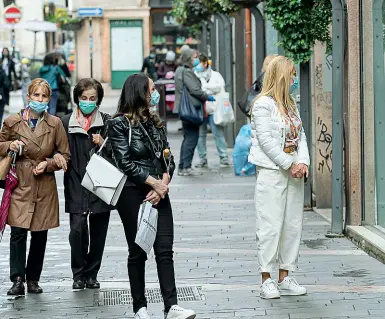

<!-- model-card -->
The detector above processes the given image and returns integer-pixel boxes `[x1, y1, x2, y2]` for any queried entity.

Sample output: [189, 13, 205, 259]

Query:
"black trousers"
[69, 212, 110, 281]
[3, 86, 10, 105]
[10, 227, 48, 282]
[179, 121, 200, 170]
[117, 186, 177, 313]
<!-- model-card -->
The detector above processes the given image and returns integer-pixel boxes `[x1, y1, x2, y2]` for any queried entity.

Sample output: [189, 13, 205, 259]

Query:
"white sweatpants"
[255, 166, 304, 273]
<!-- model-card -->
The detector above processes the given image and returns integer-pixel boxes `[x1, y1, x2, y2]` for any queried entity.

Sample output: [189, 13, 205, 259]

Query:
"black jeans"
[3, 86, 10, 105]
[117, 186, 177, 313]
[179, 121, 200, 170]
[10, 227, 48, 282]
[69, 212, 110, 281]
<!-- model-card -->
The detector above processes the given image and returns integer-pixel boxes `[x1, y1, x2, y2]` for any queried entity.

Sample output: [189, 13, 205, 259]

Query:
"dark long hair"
[116, 73, 163, 127]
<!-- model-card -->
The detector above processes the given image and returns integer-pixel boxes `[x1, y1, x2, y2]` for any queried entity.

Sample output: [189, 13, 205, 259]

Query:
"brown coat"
[0, 111, 70, 231]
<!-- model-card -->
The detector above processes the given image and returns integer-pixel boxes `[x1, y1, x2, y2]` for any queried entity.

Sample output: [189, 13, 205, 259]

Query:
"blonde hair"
[261, 54, 279, 72]
[254, 56, 297, 116]
[28, 78, 52, 97]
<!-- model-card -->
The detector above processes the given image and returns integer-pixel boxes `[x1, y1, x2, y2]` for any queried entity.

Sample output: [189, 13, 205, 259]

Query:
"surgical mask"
[195, 64, 204, 73]
[79, 100, 97, 115]
[150, 90, 160, 106]
[192, 58, 200, 67]
[29, 100, 48, 114]
[290, 76, 299, 94]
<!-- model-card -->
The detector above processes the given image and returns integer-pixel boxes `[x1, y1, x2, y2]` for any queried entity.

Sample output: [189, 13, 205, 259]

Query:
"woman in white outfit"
[248, 56, 310, 299]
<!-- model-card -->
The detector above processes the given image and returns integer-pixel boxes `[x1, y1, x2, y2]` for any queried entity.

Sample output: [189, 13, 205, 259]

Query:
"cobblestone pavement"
[0, 91, 384, 318]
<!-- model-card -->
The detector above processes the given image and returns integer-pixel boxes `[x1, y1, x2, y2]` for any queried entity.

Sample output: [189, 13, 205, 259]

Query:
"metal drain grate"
[94, 286, 204, 306]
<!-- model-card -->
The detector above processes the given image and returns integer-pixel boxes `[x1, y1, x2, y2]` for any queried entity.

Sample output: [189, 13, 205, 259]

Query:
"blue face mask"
[150, 90, 160, 106]
[79, 100, 97, 115]
[192, 58, 200, 67]
[290, 76, 299, 94]
[29, 100, 48, 114]
[195, 64, 204, 73]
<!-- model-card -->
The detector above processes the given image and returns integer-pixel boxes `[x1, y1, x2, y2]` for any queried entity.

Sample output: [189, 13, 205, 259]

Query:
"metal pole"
[329, 0, 345, 236]
[300, 62, 312, 208]
[89, 17, 93, 78]
[373, 0, 385, 226]
[250, 7, 266, 78]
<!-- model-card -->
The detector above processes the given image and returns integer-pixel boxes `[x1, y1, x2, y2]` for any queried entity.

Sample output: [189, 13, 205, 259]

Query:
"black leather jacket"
[108, 115, 175, 185]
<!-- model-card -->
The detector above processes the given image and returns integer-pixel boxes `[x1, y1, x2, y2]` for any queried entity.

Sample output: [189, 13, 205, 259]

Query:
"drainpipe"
[245, 8, 252, 87]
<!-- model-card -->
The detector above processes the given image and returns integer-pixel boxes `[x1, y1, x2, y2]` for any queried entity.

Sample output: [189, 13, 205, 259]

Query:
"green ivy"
[265, 0, 332, 63]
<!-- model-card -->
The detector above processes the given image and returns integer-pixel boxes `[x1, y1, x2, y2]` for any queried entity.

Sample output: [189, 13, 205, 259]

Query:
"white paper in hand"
[135, 201, 158, 254]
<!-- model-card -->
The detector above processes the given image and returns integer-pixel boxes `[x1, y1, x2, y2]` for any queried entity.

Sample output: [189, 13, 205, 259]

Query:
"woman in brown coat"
[0, 78, 70, 296]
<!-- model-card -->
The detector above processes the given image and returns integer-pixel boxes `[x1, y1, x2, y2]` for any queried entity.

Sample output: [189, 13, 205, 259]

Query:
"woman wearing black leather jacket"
[108, 73, 196, 319]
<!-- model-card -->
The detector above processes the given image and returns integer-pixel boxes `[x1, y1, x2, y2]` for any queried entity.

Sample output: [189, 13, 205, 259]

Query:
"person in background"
[174, 48, 215, 176]
[39, 54, 66, 116]
[177, 45, 190, 66]
[21, 58, 31, 107]
[195, 54, 231, 168]
[54, 49, 71, 79]
[0, 78, 70, 296]
[141, 48, 158, 81]
[61, 78, 112, 291]
[1, 48, 16, 108]
[157, 51, 177, 79]
[0, 59, 7, 125]
[249, 56, 310, 299]
[108, 73, 196, 319]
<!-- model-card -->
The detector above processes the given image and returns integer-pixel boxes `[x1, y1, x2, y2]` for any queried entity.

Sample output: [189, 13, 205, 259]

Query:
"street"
[0, 91, 384, 318]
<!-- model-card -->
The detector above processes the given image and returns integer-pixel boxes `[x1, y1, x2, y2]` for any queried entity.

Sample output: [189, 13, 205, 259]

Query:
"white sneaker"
[134, 307, 151, 319]
[260, 278, 280, 299]
[165, 305, 196, 319]
[278, 276, 307, 296]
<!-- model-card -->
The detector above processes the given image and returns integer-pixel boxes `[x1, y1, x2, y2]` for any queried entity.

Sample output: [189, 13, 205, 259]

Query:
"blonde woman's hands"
[54, 153, 68, 172]
[290, 163, 308, 179]
[9, 140, 25, 152]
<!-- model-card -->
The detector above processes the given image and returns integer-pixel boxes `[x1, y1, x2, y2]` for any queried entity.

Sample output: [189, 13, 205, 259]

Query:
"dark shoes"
[27, 281, 43, 294]
[7, 277, 25, 296]
[72, 278, 100, 290]
[72, 280, 85, 290]
[85, 278, 100, 289]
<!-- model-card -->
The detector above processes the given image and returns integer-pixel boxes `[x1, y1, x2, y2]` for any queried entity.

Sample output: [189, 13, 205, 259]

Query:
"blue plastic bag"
[232, 124, 256, 176]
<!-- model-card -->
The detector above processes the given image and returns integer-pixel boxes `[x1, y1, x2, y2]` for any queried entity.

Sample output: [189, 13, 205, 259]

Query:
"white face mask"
[197, 67, 212, 81]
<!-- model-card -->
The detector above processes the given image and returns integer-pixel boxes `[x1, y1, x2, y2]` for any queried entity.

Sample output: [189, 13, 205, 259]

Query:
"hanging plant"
[46, 8, 82, 29]
[172, 0, 241, 28]
[265, 0, 332, 64]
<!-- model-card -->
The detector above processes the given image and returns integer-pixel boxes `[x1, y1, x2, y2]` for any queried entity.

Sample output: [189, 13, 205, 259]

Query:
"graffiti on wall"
[317, 117, 332, 174]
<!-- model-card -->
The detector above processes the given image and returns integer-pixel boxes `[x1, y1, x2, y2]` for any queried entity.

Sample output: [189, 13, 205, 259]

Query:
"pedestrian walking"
[157, 51, 177, 79]
[141, 48, 158, 81]
[248, 56, 310, 299]
[194, 54, 231, 168]
[1, 48, 17, 107]
[0, 60, 8, 125]
[174, 48, 215, 176]
[21, 58, 32, 107]
[40, 54, 67, 116]
[60, 78, 112, 291]
[0, 78, 70, 296]
[108, 73, 196, 319]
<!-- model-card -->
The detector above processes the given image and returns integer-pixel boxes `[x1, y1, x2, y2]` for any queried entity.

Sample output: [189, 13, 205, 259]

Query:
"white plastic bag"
[135, 202, 158, 254]
[214, 92, 235, 126]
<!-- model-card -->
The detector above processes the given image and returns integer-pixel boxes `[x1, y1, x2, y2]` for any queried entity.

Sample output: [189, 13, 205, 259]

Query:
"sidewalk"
[0, 96, 384, 318]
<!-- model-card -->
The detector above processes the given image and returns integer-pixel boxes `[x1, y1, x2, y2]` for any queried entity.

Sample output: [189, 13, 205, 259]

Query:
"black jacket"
[61, 111, 113, 214]
[108, 115, 175, 186]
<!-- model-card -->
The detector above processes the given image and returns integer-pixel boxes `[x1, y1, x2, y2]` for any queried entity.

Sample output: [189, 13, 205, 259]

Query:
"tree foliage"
[265, 0, 332, 63]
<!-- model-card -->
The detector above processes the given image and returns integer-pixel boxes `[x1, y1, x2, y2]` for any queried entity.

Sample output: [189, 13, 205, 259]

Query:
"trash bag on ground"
[232, 124, 256, 176]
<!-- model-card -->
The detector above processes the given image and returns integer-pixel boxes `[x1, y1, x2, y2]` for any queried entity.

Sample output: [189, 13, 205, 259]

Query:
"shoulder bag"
[81, 120, 131, 206]
[179, 68, 204, 126]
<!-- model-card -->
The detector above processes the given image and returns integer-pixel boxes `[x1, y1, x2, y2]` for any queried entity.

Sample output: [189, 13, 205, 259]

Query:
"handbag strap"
[138, 122, 161, 157]
[96, 117, 132, 155]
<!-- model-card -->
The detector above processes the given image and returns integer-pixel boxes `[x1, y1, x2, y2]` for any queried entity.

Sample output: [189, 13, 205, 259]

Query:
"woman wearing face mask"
[60, 78, 112, 291]
[248, 56, 309, 299]
[194, 53, 231, 168]
[108, 73, 196, 319]
[174, 48, 215, 176]
[0, 78, 70, 296]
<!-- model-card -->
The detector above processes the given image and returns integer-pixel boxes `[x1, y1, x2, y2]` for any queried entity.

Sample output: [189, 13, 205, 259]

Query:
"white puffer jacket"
[248, 96, 310, 170]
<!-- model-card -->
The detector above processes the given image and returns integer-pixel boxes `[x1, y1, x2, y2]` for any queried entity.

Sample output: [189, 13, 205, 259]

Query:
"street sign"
[4, 5, 22, 24]
[77, 7, 103, 17]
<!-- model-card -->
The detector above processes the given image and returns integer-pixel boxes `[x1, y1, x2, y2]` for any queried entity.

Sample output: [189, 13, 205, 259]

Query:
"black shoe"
[27, 281, 43, 294]
[86, 278, 100, 289]
[7, 277, 25, 296]
[72, 280, 85, 290]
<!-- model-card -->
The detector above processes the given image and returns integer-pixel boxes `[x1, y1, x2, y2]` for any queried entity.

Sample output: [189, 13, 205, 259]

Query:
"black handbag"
[179, 69, 204, 126]
[237, 73, 264, 117]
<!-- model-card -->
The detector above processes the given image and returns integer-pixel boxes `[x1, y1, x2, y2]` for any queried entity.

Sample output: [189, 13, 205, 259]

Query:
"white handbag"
[81, 125, 131, 206]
